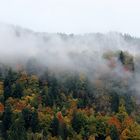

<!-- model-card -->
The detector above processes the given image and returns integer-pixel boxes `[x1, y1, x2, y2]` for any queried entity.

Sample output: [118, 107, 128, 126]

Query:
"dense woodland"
[0, 50, 140, 140]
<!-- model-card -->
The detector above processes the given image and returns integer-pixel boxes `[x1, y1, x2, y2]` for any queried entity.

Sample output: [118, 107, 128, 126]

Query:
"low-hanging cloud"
[0, 23, 140, 89]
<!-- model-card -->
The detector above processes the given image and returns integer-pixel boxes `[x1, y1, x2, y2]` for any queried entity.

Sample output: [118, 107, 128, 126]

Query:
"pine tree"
[30, 110, 39, 133]
[49, 116, 59, 136]
[8, 115, 27, 140]
[72, 112, 88, 134]
[119, 51, 125, 64]
[2, 105, 12, 139]
[117, 98, 128, 122]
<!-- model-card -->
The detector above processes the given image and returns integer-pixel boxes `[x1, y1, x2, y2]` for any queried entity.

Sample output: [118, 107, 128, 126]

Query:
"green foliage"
[8, 114, 27, 140]
[49, 116, 59, 136]
[95, 116, 108, 139]
[2, 105, 12, 138]
[30, 110, 39, 133]
[110, 125, 119, 140]
[110, 92, 119, 113]
[22, 108, 39, 132]
[0, 57, 138, 140]
[117, 98, 128, 122]
[12, 83, 23, 98]
[119, 51, 125, 64]
[22, 108, 32, 130]
[72, 112, 88, 134]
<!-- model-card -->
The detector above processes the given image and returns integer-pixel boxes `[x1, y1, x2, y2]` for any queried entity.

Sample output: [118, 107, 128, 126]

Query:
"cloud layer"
[0, 24, 140, 89]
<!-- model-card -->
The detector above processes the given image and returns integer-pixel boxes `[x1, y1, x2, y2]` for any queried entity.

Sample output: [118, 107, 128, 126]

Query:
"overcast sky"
[0, 0, 140, 36]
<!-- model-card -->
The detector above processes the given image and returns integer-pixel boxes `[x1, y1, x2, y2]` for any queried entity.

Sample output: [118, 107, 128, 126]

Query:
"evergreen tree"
[2, 105, 12, 139]
[30, 110, 39, 133]
[110, 125, 119, 140]
[8, 115, 27, 140]
[72, 112, 88, 134]
[22, 108, 32, 130]
[117, 99, 128, 122]
[49, 116, 59, 136]
[12, 83, 23, 98]
[110, 92, 119, 113]
[119, 51, 125, 64]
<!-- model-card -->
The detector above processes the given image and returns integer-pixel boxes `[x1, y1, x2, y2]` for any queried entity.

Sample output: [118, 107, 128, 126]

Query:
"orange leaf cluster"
[108, 116, 121, 130]
[123, 116, 133, 127]
[57, 111, 63, 122]
[0, 103, 4, 113]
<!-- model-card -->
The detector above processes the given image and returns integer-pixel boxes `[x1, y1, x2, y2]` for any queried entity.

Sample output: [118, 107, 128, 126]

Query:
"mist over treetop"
[0, 24, 139, 71]
[0, 24, 140, 140]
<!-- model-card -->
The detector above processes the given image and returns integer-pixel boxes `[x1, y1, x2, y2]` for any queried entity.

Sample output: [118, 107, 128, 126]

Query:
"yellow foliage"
[0, 81, 4, 95]
[18, 71, 28, 83]
[64, 116, 71, 125]
[105, 136, 112, 140]
[47, 136, 59, 140]
[88, 135, 95, 140]
[6, 97, 15, 105]
[30, 75, 38, 81]
[120, 123, 140, 140]
[74, 134, 83, 140]
[70, 99, 77, 109]
[14, 109, 21, 113]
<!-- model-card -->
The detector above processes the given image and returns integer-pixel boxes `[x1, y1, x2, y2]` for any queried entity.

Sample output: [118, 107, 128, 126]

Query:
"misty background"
[0, 24, 140, 93]
[0, 0, 139, 95]
[0, 0, 140, 36]
[0, 1, 140, 140]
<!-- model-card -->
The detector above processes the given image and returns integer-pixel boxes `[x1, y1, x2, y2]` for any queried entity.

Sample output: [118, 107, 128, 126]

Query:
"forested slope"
[0, 50, 139, 140]
[0, 25, 140, 139]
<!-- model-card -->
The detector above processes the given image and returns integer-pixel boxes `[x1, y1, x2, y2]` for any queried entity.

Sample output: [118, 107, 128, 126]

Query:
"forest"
[0, 49, 140, 140]
[0, 0, 139, 139]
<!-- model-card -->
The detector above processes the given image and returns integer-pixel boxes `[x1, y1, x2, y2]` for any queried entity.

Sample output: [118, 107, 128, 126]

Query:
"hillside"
[0, 24, 140, 139]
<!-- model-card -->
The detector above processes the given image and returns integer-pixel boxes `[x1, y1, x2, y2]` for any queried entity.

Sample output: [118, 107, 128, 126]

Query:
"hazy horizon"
[0, 0, 140, 37]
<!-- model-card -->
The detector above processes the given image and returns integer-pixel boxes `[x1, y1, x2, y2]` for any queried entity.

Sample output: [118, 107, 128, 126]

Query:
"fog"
[0, 24, 140, 87]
